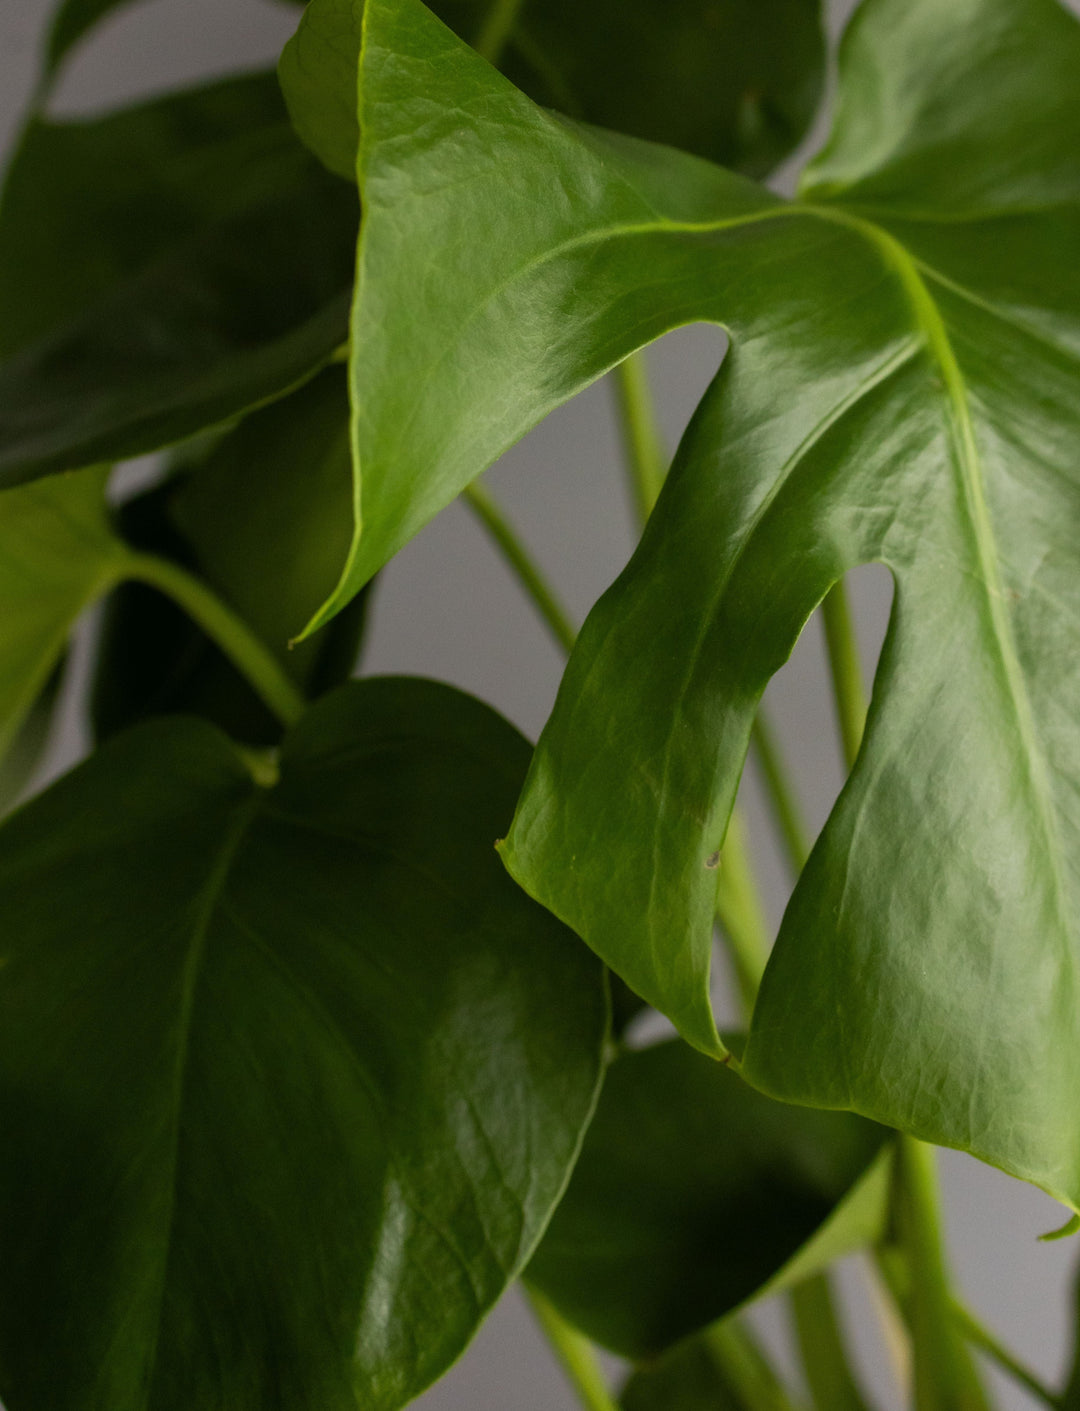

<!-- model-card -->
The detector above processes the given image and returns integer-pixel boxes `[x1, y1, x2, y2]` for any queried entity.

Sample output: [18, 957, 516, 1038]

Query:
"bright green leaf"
[0, 678, 607, 1411]
[279, 0, 823, 182]
[0, 73, 356, 488]
[323, 0, 1080, 1210]
[0, 466, 127, 764]
[526, 1038, 890, 1359]
[94, 369, 369, 745]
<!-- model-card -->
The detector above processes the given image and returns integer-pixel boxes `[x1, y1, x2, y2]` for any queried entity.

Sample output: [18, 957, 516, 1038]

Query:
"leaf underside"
[325, 0, 1080, 1209]
[0, 679, 607, 1411]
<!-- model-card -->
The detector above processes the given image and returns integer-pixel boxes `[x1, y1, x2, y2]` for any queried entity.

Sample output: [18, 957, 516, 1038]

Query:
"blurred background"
[1, 0, 1077, 1406]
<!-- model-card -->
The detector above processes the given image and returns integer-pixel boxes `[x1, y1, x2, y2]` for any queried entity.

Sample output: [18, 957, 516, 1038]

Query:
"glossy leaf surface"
[279, 0, 822, 181]
[0, 466, 126, 763]
[527, 1039, 889, 1358]
[0, 73, 356, 488]
[0, 678, 607, 1411]
[330, 0, 1080, 1208]
[94, 370, 368, 744]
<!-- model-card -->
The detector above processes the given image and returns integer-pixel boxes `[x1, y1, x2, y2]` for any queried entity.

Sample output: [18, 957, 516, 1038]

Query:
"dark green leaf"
[0, 678, 607, 1411]
[527, 1039, 889, 1359]
[94, 369, 369, 744]
[319, 0, 1080, 1210]
[279, 0, 823, 182]
[0, 73, 356, 488]
[0, 466, 127, 764]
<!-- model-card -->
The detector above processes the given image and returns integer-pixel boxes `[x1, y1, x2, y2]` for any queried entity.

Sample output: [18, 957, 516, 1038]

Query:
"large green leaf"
[279, 0, 822, 182]
[0, 73, 356, 488]
[527, 1038, 890, 1359]
[0, 678, 607, 1411]
[94, 369, 369, 745]
[0, 466, 128, 763]
[314, 0, 1080, 1209]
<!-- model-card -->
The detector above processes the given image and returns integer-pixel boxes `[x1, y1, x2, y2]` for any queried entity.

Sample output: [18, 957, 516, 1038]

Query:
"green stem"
[462, 481, 578, 655]
[751, 710, 812, 873]
[612, 351, 668, 525]
[895, 1137, 991, 1411]
[474, 0, 525, 63]
[525, 1288, 620, 1411]
[713, 809, 771, 1012]
[951, 1301, 1057, 1409]
[702, 1319, 805, 1411]
[821, 579, 867, 771]
[790, 1275, 872, 1411]
[124, 553, 305, 729]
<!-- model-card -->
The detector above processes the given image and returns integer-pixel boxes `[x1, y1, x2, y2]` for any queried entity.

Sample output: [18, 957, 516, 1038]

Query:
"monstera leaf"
[527, 1038, 890, 1359]
[0, 679, 607, 1411]
[0, 72, 356, 488]
[279, 0, 823, 181]
[306, 0, 1080, 1211]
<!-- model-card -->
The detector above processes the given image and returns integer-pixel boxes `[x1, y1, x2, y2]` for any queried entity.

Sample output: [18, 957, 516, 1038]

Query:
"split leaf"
[0, 678, 607, 1411]
[327, 0, 1080, 1209]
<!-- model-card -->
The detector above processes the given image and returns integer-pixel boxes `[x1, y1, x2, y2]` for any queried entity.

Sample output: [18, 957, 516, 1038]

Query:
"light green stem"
[526, 1289, 620, 1411]
[612, 351, 668, 524]
[462, 481, 578, 655]
[791, 1275, 872, 1411]
[752, 710, 812, 873]
[714, 810, 771, 1011]
[821, 579, 867, 770]
[702, 1320, 805, 1411]
[895, 1139, 990, 1411]
[950, 1301, 1057, 1409]
[124, 553, 305, 729]
[474, 0, 525, 63]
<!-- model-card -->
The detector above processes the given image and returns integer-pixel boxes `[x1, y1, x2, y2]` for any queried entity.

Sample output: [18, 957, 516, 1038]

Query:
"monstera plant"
[0, 0, 1078, 1406]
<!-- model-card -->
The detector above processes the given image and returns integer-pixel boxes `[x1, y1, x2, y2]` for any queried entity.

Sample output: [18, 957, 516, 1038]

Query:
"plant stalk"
[462, 481, 578, 655]
[893, 1137, 991, 1411]
[474, 0, 526, 64]
[714, 809, 771, 1011]
[702, 1318, 806, 1411]
[821, 580, 867, 771]
[612, 351, 668, 524]
[525, 1288, 621, 1411]
[125, 553, 305, 729]
[790, 1274, 873, 1411]
[751, 709, 812, 873]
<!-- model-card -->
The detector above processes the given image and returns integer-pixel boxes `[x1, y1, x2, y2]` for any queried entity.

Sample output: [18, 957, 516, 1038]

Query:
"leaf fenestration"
[326, 0, 1080, 1209]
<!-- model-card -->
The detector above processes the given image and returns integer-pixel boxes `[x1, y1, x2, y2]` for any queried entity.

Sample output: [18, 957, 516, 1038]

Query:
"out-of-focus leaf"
[279, 0, 823, 182]
[327, 0, 1080, 1207]
[0, 73, 356, 488]
[527, 1038, 890, 1359]
[0, 678, 607, 1411]
[94, 369, 369, 745]
[0, 466, 126, 764]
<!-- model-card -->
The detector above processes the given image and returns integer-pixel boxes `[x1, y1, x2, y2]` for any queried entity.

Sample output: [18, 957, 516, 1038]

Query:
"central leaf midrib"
[142, 784, 262, 1402]
[805, 203, 1074, 946]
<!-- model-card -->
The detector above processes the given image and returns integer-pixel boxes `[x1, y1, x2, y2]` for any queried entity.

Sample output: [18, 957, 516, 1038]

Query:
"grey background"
[1, 1, 1078, 1407]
